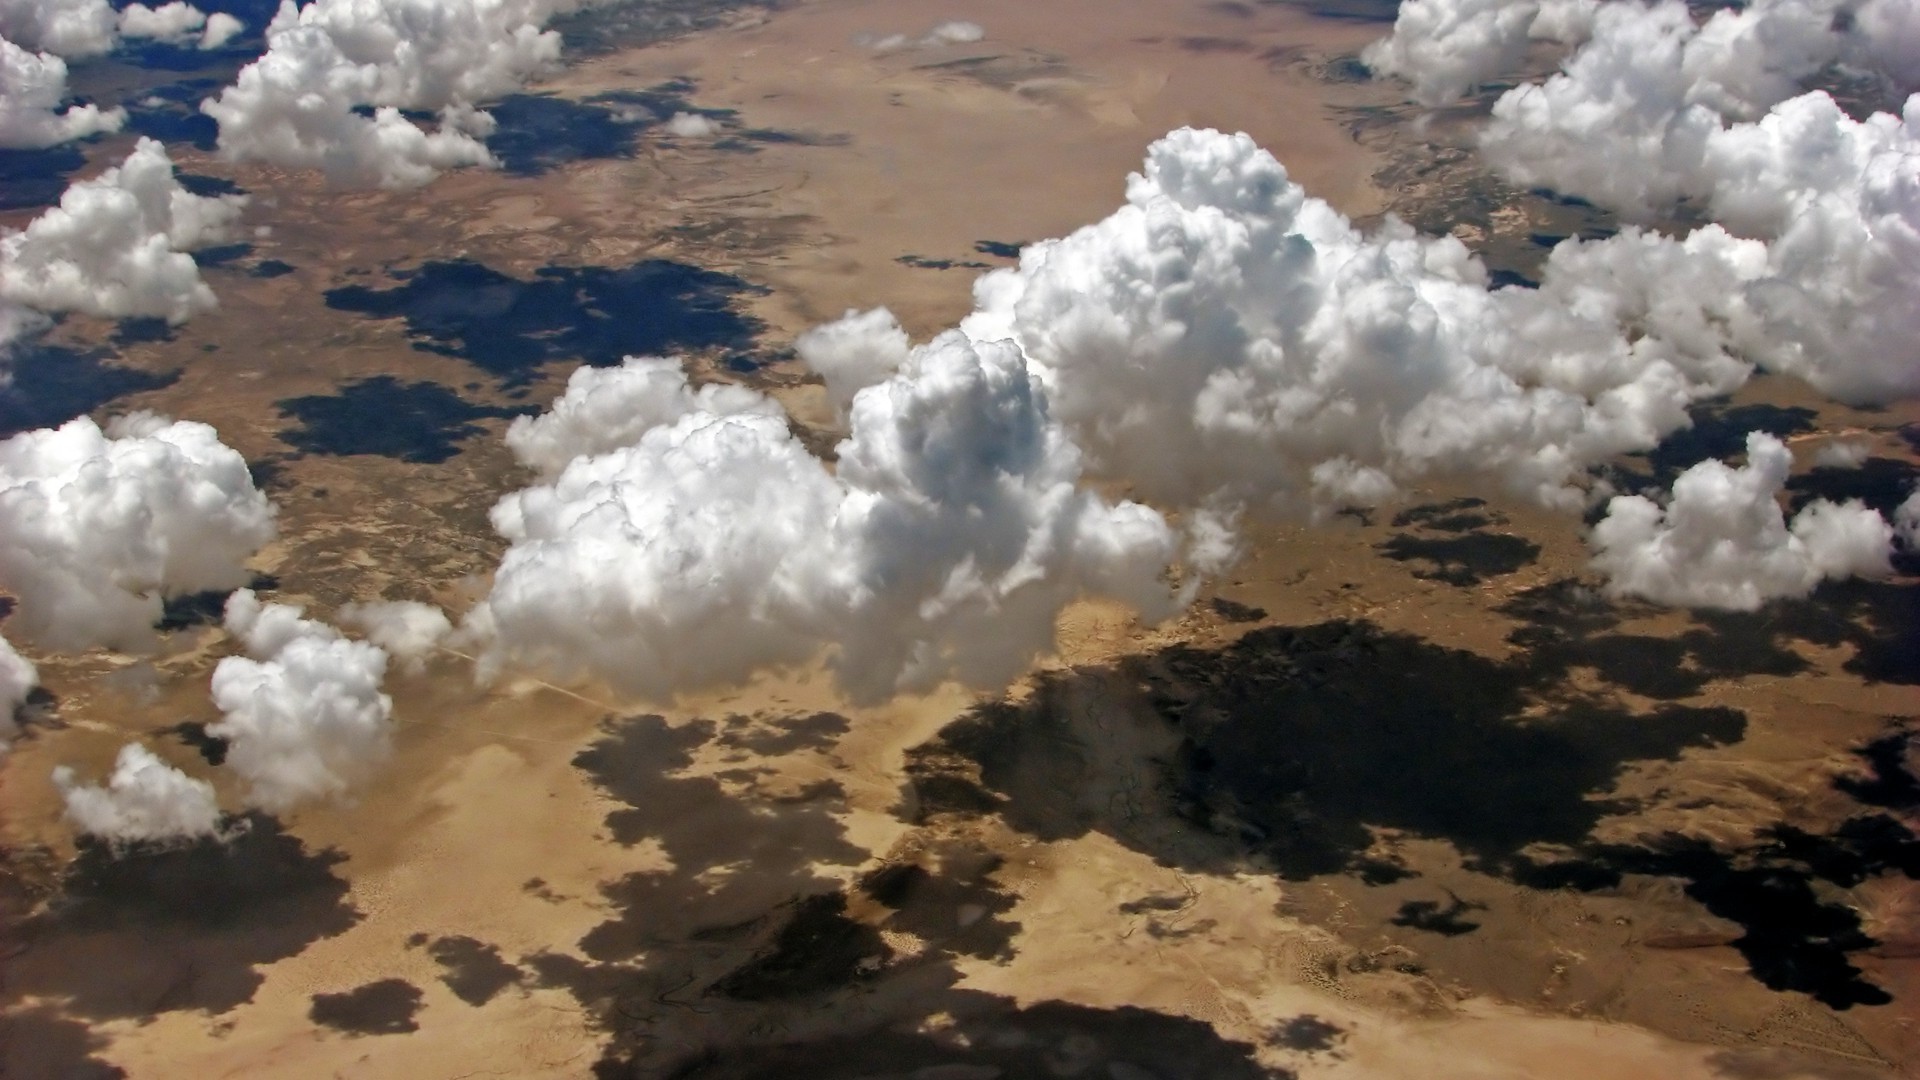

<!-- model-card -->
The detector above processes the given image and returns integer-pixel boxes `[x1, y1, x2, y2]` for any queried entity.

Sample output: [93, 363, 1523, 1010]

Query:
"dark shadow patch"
[308, 978, 422, 1036]
[0, 144, 89, 211]
[156, 573, 273, 632]
[1625, 402, 1820, 490]
[1208, 596, 1268, 623]
[1786, 456, 1920, 519]
[123, 77, 229, 151]
[895, 254, 991, 271]
[2, 814, 360, 1020]
[1391, 893, 1485, 936]
[174, 173, 245, 198]
[731, 127, 848, 148]
[1178, 35, 1256, 52]
[0, 1006, 127, 1080]
[974, 239, 1023, 259]
[858, 842, 1020, 961]
[1838, 730, 1920, 810]
[424, 936, 524, 1007]
[644, 994, 1288, 1080]
[163, 721, 229, 766]
[249, 258, 295, 279]
[1271, 1014, 1344, 1054]
[323, 259, 767, 387]
[192, 242, 252, 268]
[715, 712, 849, 756]
[0, 341, 179, 440]
[110, 317, 175, 347]
[710, 893, 889, 1001]
[275, 376, 532, 463]
[484, 94, 647, 176]
[1261, 0, 1399, 21]
[1376, 532, 1540, 585]
[1209, 0, 1257, 14]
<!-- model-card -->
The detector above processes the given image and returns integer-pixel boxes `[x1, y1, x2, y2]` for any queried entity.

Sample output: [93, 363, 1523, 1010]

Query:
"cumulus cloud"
[956, 127, 1770, 518]
[337, 598, 450, 672]
[208, 589, 393, 812]
[864, 19, 984, 52]
[1589, 432, 1893, 609]
[794, 307, 911, 418]
[0, 37, 123, 149]
[0, 136, 246, 324]
[0, 0, 239, 57]
[1363, 0, 1597, 107]
[475, 335, 1182, 703]
[663, 111, 719, 138]
[0, 412, 278, 652]
[1812, 439, 1870, 468]
[0, 633, 35, 748]
[52, 743, 223, 843]
[200, 0, 600, 187]
[1897, 487, 1920, 548]
[504, 355, 779, 478]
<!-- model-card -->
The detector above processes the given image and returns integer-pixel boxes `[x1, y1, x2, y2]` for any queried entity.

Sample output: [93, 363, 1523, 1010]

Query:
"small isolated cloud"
[0, 136, 246, 324]
[0, 633, 36, 748]
[864, 19, 985, 53]
[795, 307, 911, 419]
[200, 0, 583, 187]
[1812, 439, 1870, 469]
[208, 589, 394, 812]
[337, 599, 451, 673]
[0, 37, 125, 149]
[53, 743, 223, 843]
[1589, 431, 1893, 610]
[0, 412, 279, 652]
[474, 337, 1182, 703]
[503, 355, 779, 479]
[1896, 487, 1920, 548]
[663, 111, 719, 138]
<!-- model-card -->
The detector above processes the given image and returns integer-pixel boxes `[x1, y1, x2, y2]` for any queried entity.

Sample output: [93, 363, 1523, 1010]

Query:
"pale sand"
[3, 1, 1917, 1077]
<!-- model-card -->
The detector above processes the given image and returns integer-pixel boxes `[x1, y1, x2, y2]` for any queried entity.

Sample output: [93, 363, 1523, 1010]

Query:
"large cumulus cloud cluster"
[209, 589, 394, 812]
[0, 633, 34, 749]
[0, 412, 277, 652]
[473, 340, 1184, 703]
[0, 36, 122, 148]
[0, 0, 239, 58]
[201, 0, 598, 187]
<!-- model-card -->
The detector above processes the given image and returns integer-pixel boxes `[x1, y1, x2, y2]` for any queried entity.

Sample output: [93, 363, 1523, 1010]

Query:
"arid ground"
[2, 1, 1916, 1077]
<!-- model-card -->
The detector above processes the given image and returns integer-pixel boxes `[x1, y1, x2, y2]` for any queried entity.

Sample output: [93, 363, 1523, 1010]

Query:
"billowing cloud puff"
[337, 598, 450, 672]
[52, 743, 222, 843]
[1363, 0, 1597, 107]
[0, 0, 237, 57]
[476, 336, 1181, 703]
[0, 633, 35, 748]
[663, 111, 719, 138]
[864, 19, 984, 53]
[0, 37, 123, 149]
[504, 355, 780, 479]
[0, 413, 278, 652]
[201, 0, 592, 187]
[0, 136, 246, 324]
[1589, 432, 1893, 610]
[958, 127, 1760, 518]
[795, 307, 911, 418]
[208, 589, 393, 812]
[1896, 487, 1920, 548]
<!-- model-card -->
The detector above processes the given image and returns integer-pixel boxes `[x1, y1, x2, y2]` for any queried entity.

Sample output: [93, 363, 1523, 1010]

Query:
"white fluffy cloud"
[0, 633, 35, 748]
[0, 0, 239, 57]
[0, 136, 246, 324]
[956, 128, 1760, 518]
[53, 743, 223, 843]
[0, 413, 278, 652]
[1896, 487, 1920, 548]
[1590, 432, 1893, 610]
[1363, 0, 1597, 107]
[337, 598, 450, 672]
[504, 355, 779, 478]
[476, 336, 1182, 703]
[208, 589, 393, 812]
[663, 111, 719, 138]
[200, 0, 595, 187]
[795, 307, 911, 419]
[0, 37, 123, 148]
[864, 20, 984, 53]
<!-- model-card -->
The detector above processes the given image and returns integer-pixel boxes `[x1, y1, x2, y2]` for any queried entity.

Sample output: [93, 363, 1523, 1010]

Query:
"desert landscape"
[1, 0, 1916, 1077]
